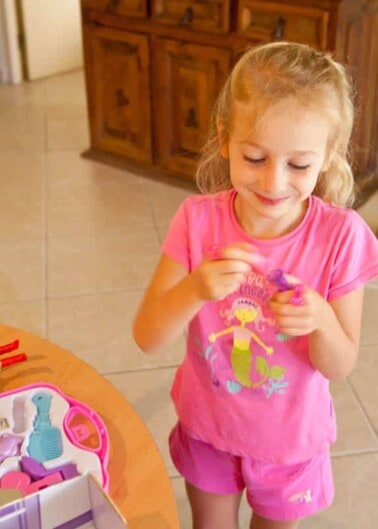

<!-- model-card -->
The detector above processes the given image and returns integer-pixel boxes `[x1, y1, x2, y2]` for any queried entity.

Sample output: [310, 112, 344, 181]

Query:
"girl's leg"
[250, 513, 301, 529]
[186, 481, 243, 529]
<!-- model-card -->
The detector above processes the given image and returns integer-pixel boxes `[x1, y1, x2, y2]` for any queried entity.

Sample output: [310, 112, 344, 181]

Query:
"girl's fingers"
[270, 285, 306, 308]
[209, 258, 252, 275]
[210, 243, 259, 265]
[269, 290, 314, 335]
[268, 297, 304, 314]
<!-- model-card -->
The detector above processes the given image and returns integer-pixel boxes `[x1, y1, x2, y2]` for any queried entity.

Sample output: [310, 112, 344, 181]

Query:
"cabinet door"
[83, 26, 152, 163]
[82, 0, 148, 17]
[344, 8, 378, 185]
[238, 1, 329, 49]
[154, 39, 231, 178]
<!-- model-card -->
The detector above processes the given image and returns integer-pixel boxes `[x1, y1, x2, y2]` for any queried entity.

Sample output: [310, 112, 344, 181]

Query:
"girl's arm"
[133, 244, 255, 353]
[268, 287, 364, 379]
[133, 254, 204, 353]
[308, 288, 363, 379]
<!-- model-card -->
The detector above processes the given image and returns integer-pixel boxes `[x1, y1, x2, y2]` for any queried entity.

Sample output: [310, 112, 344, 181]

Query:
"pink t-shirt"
[162, 190, 378, 464]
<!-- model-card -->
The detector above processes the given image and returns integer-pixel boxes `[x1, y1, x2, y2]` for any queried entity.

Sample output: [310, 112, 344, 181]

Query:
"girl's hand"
[191, 242, 258, 301]
[268, 282, 329, 337]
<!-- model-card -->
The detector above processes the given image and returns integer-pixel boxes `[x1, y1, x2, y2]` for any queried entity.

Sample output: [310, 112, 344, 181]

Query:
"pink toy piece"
[64, 405, 107, 456]
[0, 470, 62, 495]
[291, 284, 305, 306]
[0, 471, 29, 492]
[27, 472, 63, 494]
[63, 404, 109, 490]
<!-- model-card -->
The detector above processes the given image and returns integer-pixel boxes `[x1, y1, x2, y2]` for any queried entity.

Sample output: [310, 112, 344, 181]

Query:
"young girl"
[133, 42, 378, 529]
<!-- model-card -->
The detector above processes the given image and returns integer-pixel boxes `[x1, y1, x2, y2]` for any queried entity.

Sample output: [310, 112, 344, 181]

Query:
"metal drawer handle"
[180, 6, 194, 26]
[273, 16, 286, 40]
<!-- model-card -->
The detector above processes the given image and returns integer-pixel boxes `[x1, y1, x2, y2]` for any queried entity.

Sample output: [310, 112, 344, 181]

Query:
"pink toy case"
[0, 383, 109, 496]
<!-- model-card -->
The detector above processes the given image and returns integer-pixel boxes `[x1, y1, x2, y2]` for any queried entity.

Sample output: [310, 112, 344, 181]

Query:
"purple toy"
[0, 433, 23, 463]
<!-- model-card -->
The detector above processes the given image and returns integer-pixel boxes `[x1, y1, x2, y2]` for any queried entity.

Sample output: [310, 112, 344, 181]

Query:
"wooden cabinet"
[83, 0, 148, 17]
[83, 26, 152, 163]
[81, 0, 378, 202]
[154, 39, 231, 176]
[152, 0, 231, 33]
[335, 2, 378, 197]
[237, 1, 330, 49]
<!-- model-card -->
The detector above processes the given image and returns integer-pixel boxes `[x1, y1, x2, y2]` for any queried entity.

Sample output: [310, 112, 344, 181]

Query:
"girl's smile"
[253, 193, 291, 207]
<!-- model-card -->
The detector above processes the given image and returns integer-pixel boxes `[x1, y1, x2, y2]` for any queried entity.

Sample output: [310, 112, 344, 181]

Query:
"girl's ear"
[216, 120, 229, 159]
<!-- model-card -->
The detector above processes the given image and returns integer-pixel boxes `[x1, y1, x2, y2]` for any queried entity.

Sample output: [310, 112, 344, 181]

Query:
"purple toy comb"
[267, 269, 293, 292]
[267, 269, 304, 306]
[250, 252, 305, 306]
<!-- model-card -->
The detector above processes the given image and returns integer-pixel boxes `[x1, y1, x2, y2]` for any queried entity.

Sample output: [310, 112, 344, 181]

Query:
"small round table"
[0, 324, 180, 529]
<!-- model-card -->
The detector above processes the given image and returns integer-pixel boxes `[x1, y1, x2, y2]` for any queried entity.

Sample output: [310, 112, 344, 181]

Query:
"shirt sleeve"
[161, 199, 191, 271]
[328, 209, 378, 300]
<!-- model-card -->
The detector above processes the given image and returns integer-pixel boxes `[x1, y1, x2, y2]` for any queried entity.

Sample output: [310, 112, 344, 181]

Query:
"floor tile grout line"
[332, 448, 378, 456]
[45, 225, 162, 240]
[146, 196, 164, 245]
[42, 93, 49, 338]
[0, 284, 162, 303]
[332, 449, 378, 459]
[346, 377, 378, 438]
[45, 287, 146, 300]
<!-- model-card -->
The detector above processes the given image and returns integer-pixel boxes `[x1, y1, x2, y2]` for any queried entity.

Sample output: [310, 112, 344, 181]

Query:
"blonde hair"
[196, 42, 355, 206]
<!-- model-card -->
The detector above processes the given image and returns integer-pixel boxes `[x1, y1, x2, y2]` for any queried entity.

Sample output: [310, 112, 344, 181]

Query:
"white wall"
[0, 0, 83, 83]
[0, 0, 23, 83]
[20, 0, 83, 80]
[0, 4, 9, 82]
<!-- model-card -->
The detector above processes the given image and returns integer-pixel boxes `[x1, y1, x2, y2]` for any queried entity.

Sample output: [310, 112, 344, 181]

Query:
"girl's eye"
[289, 163, 311, 171]
[243, 156, 265, 164]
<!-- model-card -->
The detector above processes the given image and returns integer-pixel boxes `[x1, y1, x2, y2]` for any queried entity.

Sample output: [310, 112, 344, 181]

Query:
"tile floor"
[0, 70, 377, 528]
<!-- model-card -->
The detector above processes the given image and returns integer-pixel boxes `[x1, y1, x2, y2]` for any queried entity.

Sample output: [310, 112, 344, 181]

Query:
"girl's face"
[221, 98, 331, 238]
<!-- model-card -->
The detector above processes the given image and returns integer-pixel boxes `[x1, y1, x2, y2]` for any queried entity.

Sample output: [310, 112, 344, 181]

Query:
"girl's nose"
[261, 163, 286, 193]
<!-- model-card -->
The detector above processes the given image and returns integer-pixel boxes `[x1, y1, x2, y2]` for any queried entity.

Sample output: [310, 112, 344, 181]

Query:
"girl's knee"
[250, 512, 301, 529]
[185, 481, 242, 529]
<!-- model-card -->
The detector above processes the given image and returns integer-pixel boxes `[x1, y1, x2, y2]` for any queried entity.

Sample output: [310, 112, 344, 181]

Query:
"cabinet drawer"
[152, 0, 230, 33]
[82, 0, 148, 18]
[154, 39, 231, 177]
[238, 1, 329, 49]
[83, 27, 152, 163]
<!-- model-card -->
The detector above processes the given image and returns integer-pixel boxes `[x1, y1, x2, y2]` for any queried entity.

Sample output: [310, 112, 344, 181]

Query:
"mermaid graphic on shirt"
[209, 297, 285, 389]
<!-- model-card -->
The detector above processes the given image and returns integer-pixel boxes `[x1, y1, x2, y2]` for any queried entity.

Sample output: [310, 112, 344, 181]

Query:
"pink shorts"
[169, 423, 334, 521]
